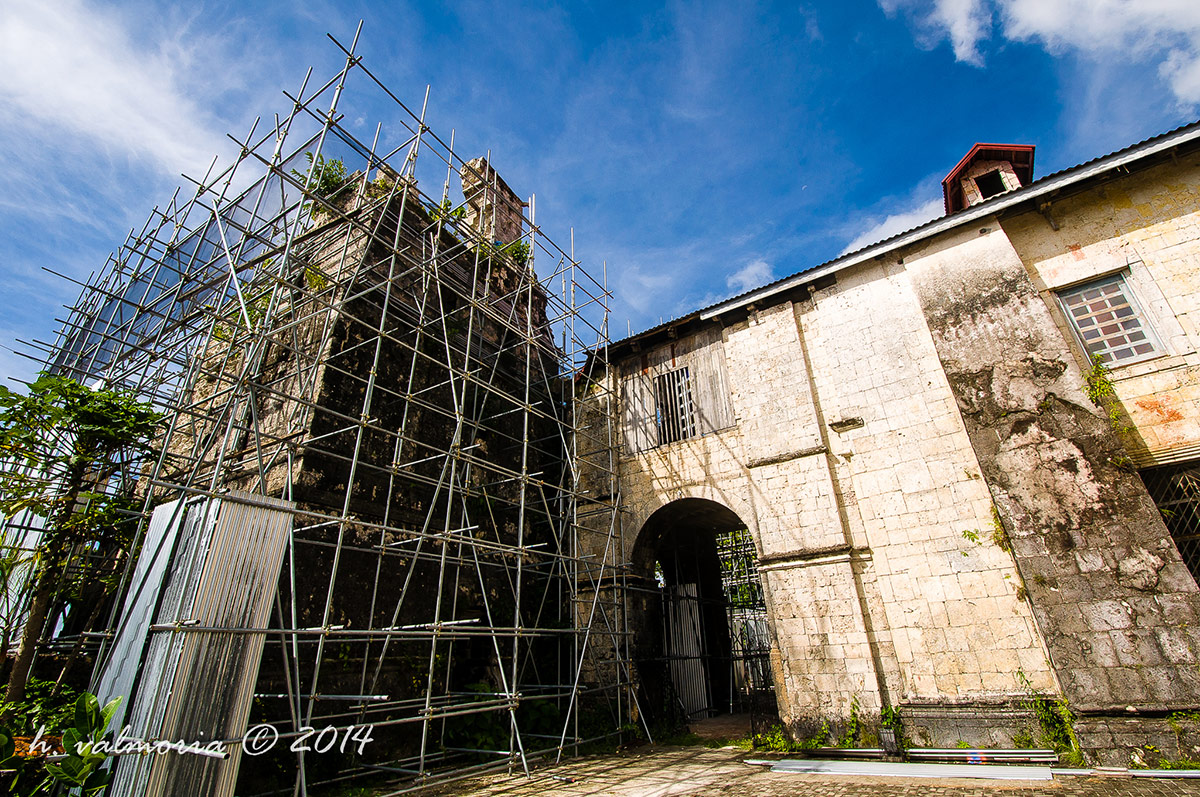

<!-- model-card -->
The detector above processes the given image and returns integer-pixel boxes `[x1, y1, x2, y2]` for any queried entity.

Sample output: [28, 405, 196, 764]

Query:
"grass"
[656, 729, 753, 750]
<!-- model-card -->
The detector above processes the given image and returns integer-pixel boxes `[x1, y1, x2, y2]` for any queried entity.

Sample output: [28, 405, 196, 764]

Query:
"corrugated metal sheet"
[94, 497, 194, 733]
[97, 490, 294, 797]
[767, 759, 1053, 780]
[665, 583, 710, 718]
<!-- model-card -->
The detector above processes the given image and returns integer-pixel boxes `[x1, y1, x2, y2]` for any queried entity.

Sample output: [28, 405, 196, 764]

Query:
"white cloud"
[726, 259, 775, 294]
[882, 0, 1200, 105]
[840, 198, 944, 255]
[0, 0, 223, 176]
[880, 0, 993, 64]
[619, 264, 678, 317]
[932, 0, 992, 65]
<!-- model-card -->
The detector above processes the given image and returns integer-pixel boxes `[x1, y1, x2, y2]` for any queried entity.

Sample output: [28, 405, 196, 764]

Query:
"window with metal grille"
[1141, 462, 1200, 581]
[654, 367, 697, 445]
[1057, 273, 1160, 365]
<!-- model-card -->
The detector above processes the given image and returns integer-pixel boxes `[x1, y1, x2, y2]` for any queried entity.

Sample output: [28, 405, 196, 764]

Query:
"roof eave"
[699, 122, 1200, 323]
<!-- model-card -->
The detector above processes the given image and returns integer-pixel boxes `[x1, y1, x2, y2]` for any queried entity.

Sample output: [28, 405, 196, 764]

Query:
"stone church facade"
[600, 122, 1200, 763]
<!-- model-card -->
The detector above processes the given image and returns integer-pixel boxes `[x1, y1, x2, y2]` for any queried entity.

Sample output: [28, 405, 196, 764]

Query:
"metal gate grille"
[1141, 462, 1200, 579]
[715, 528, 774, 712]
[664, 583, 712, 719]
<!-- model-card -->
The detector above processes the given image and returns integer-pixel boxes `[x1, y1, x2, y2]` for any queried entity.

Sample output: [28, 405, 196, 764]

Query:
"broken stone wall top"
[462, 157, 527, 246]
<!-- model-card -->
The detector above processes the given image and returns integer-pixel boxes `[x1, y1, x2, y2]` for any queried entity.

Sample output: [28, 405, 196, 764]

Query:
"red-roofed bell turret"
[942, 143, 1035, 214]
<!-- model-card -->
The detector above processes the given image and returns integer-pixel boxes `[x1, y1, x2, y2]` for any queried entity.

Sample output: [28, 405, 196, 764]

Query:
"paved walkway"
[420, 746, 1200, 796]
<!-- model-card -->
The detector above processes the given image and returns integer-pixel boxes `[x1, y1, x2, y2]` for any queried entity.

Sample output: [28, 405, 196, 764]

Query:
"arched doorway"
[630, 498, 773, 726]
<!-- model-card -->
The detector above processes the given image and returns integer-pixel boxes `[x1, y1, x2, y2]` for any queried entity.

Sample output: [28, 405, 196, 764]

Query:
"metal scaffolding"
[6, 29, 636, 796]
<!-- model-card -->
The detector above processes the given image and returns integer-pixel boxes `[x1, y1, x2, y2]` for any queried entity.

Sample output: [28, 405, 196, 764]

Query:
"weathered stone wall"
[613, 255, 1056, 744]
[462, 157, 526, 246]
[168, 168, 570, 775]
[610, 144, 1200, 756]
[903, 222, 1200, 725]
[1002, 152, 1200, 466]
[796, 262, 1056, 709]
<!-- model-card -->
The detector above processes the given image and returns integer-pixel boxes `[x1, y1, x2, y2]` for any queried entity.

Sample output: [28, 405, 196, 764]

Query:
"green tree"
[0, 539, 33, 678]
[291, 151, 348, 217]
[0, 374, 161, 709]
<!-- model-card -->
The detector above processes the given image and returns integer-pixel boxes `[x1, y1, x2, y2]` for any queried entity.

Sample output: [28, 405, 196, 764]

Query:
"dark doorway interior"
[631, 499, 773, 729]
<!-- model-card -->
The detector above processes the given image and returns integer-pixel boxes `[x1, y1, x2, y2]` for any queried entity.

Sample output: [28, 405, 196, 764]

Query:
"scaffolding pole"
[2, 34, 635, 797]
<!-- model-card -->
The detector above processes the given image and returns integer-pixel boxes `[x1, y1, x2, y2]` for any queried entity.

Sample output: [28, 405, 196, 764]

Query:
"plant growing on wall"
[429, 198, 465, 224]
[293, 152, 347, 199]
[291, 152, 349, 218]
[1016, 670, 1082, 766]
[1082, 354, 1127, 434]
[500, 240, 530, 269]
[0, 374, 161, 709]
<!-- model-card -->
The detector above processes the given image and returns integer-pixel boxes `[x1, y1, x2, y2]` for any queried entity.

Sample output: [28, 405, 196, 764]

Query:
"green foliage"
[0, 374, 160, 707]
[305, 264, 329, 293]
[954, 739, 971, 749]
[1082, 354, 1127, 434]
[292, 152, 348, 201]
[752, 719, 835, 752]
[800, 720, 831, 750]
[0, 374, 160, 543]
[214, 288, 273, 340]
[658, 728, 752, 750]
[0, 692, 120, 795]
[838, 696, 861, 748]
[500, 240, 531, 269]
[1162, 710, 1200, 767]
[1109, 453, 1136, 472]
[989, 504, 1010, 552]
[362, 172, 397, 202]
[715, 527, 764, 608]
[656, 729, 704, 746]
[42, 693, 120, 793]
[1082, 353, 1115, 406]
[752, 723, 803, 752]
[880, 705, 907, 750]
[430, 198, 465, 224]
[0, 679, 82, 734]
[1012, 728, 1037, 749]
[1017, 670, 1082, 766]
[1168, 709, 1200, 735]
[1, 373, 160, 461]
[962, 505, 1010, 553]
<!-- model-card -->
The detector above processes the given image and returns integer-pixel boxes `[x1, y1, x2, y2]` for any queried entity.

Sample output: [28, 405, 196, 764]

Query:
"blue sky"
[2, 0, 1199, 385]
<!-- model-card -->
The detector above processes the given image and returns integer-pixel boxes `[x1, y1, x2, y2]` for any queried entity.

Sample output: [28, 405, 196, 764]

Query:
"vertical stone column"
[905, 226, 1200, 728]
[461, 157, 526, 246]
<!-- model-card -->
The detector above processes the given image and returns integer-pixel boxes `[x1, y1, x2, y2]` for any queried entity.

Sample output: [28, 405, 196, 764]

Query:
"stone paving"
[419, 746, 1200, 797]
